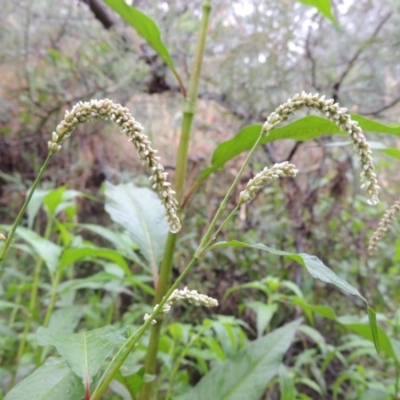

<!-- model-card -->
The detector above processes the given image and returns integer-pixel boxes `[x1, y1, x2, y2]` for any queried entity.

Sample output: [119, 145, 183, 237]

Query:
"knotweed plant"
[0, 90, 381, 400]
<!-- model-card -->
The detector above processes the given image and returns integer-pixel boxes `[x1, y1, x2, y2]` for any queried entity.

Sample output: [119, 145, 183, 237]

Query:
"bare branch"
[332, 11, 392, 102]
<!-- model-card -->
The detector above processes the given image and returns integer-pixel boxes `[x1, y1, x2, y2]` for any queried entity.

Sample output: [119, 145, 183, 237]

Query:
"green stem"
[9, 217, 53, 388]
[165, 326, 207, 400]
[0, 153, 53, 268]
[196, 131, 264, 258]
[42, 268, 61, 328]
[138, 3, 211, 400]
[36, 266, 62, 366]
[91, 257, 199, 400]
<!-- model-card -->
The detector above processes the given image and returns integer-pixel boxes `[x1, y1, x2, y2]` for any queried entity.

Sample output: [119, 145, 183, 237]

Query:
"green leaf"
[48, 306, 82, 333]
[279, 365, 296, 400]
[381, 147, 400, 159]
[184, 319, 301, 400]
[59, 247, 132, 277]
[294, 300, 388, 360]
[105, 182, 168, 281]
[245, 302, 277, 338]
[5, 357, 84, 400]
[26, 189, 49, 229]
[0, 300, 28, 313]
[209, 240, 366, 302]
[103, 0, 184, 93]
[353, 115, 400, 136]
[198, 114, 400, 182]
[37, 326, 126, 387]
[117, 367, 146, 397]
[77, 224, 141, 263]
[368, 307, 380, 354]
[6, 226, 62, 276]
[298, 0, 338, 26]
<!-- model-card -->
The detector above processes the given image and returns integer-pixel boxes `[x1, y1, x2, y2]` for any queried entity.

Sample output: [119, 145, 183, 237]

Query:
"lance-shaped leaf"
[184, 319, 301, 400]
[5, 357, 84, 400]
[104, 182, 168, 283]
[0, 225, 62, 276]
[37, 326, 126, 388]
[209, 240, 364, 300]
[298, 0, 338, 26]
[198, 115, 400, 181]
[103, 0, 185, 94]
[209, 240, 379, 353]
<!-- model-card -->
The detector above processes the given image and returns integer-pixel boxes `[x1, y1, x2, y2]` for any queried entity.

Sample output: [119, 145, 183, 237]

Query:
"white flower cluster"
[143, 287, 218, 325]
[262, 92, 380, 205]
[239, 162, 298, 205]
[368, 199, 400, 255]
[48, 99, 181, 233]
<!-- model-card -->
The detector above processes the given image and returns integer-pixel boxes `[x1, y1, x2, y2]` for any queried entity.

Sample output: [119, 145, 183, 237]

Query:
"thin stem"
[42, 268, 61, 328]
[165, 325, 208, 400]
[196, 131, 264, 258]
[203, 205, 239, 249]
[36, 266, 62, 366]
[91, 256, 199, 400]
[139, 3, 212, 399]
[0, 153, 53, 268]
[9, 217, 53, 388]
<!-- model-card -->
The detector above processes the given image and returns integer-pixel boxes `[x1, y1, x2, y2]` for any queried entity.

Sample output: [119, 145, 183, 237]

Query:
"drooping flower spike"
[48, 99, 181, 233]
[262, 92, 379, 205]
[368, 199, 400, 255]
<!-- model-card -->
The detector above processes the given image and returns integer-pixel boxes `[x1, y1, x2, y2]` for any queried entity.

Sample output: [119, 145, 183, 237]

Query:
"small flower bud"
[239, 162, 298, 205]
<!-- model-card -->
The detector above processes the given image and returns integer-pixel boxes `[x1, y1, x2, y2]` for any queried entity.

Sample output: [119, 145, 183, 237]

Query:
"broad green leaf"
[105, 182, 168, 281]
[37, 326, 126, 387]
[279, 365, 295, 400]
[48, 306, 82, 333]
[103, 0, 184, 93]
[5, 357, 84, 400]
[209, 240, 365, 301]
[184, 319, 301, 400]
[245, 302, 277, 338]
[198, 114, 400, 181]
[298, 0, 338, 26]
[2, 226, 62, 275]
[59, 247, 131, 277]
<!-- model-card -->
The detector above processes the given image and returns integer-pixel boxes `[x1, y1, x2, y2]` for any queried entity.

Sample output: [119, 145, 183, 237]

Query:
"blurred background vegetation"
[1, 0, 400, 399]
